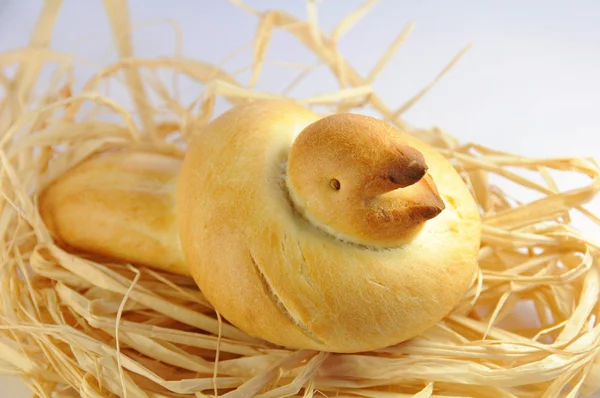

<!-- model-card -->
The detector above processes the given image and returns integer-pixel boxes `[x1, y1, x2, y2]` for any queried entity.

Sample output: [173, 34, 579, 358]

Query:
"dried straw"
[1, 0, 599, 397]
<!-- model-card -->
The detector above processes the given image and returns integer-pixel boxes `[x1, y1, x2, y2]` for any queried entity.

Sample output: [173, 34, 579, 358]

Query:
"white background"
[0, 0, 599, 396]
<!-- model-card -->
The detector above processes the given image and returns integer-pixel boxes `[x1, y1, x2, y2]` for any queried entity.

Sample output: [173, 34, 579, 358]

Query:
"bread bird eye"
[330, 178, 341, 191]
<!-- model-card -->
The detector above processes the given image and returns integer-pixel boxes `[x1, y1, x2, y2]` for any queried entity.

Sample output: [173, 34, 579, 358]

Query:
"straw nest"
[1, 1, 599, 397]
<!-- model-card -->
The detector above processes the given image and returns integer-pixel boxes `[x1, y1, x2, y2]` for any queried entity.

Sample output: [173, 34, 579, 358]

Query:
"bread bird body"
[40, 100, 481, 353]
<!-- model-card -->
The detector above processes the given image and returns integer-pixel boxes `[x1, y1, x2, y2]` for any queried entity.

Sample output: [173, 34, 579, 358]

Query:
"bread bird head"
[286, 113, 445, 246]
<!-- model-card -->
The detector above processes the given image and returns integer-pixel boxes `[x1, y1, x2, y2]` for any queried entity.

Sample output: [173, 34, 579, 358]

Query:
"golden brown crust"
[39, 151, 188, 276]
[287, 113, 445, 246]
[179, 100, 481, 352]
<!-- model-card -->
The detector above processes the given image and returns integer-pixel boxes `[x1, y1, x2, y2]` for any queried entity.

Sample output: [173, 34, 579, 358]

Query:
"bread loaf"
[41, 100, 481, 352]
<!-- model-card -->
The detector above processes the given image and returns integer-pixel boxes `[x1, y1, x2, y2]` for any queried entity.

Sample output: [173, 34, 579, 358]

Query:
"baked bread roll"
[40, 100, 481, 353]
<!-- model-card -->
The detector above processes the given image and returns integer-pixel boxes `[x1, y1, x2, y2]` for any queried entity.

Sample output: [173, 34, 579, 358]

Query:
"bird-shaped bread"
[40, 100, 481, 352]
